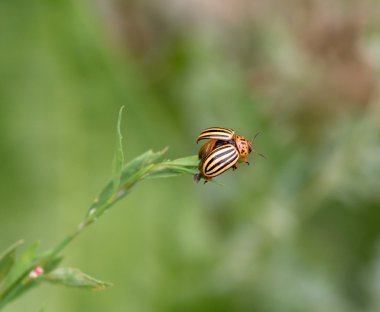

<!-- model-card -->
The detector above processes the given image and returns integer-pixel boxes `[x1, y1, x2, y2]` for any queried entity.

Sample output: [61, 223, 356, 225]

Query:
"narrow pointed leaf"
[112, 106, 125, 193]
[146, 155, 199, 179]
[1, 241, 40, 290]
[0, 241, 23, 283]
[44, 268, 112, 291]
[43, 256, 64, 274]
[0, 242, 43, 307]
[86, 148, 168, 220]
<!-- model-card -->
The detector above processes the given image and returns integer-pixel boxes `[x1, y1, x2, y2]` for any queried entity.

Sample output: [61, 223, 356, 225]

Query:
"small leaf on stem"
[112, 106, 125, 194]
[44, 268, 112, 291]
[0, 240, 23, 284]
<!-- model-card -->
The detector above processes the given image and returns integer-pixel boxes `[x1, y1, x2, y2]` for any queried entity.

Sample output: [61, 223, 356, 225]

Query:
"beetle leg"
[193, 173, 201, 183]
[203, 176, 212, 184]
[240, 155, 250, 165]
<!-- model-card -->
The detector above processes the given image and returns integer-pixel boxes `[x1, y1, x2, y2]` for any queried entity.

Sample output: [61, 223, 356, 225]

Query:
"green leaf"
[43, 268, 112, 291]
[85, 148, 168, 221]
[0, 242, 42, 307]
[167, 155, 199, 167]
[43, 256, 64, 274]
[112, 106, 125, 194]
[1, 241, 40, 289]
[0, 240, 23, 284]
[14, 242, 40, 274]
[146, 155, 199, 179]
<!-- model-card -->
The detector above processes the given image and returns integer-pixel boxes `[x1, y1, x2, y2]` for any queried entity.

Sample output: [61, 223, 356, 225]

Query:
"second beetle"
[194, 127, 257, 183]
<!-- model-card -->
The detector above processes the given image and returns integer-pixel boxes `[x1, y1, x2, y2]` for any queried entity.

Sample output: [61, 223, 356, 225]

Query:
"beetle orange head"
[235, 135, 253, 158]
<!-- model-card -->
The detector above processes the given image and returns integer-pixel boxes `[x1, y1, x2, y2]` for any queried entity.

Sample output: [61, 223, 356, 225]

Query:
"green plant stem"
[48, 155, 198, 266]
[0, 151, 199, 310]
[0, 108, 199, 309]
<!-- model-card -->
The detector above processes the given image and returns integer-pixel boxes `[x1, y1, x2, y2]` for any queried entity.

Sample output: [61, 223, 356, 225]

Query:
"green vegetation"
[0, 108, 199, 310]
[1, 0, 380, 311]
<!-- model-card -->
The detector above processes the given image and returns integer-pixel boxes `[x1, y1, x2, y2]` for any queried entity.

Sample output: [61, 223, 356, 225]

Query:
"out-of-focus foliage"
[1, 0, 380, 311]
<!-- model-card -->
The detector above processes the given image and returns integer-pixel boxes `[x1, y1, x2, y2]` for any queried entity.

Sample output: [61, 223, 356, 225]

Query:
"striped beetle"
[194, 127, 256, 183]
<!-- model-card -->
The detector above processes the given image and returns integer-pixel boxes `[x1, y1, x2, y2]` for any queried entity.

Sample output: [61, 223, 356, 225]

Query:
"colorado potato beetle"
[194, 127, 257, 183]
[195, 143, 240, 182]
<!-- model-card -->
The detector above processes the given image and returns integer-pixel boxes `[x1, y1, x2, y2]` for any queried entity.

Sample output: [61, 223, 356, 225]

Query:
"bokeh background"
[1, 0, 380, 311]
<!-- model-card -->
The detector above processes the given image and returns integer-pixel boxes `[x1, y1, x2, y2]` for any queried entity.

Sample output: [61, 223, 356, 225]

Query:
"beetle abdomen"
[202, 144, 239, 178]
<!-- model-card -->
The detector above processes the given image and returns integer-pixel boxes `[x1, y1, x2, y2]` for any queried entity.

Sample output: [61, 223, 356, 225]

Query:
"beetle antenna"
[252, 131, 262, 142]
[258, 153, 267, 159]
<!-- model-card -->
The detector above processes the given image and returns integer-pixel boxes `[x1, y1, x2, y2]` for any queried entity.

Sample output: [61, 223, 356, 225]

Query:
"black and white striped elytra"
[201, 144, 239, 179]
[196, 127, 235, 143]
[194, 126, 258, 183]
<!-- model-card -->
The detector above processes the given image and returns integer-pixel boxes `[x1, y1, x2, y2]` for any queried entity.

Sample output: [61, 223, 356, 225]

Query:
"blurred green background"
[1, 0, 380, 311]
